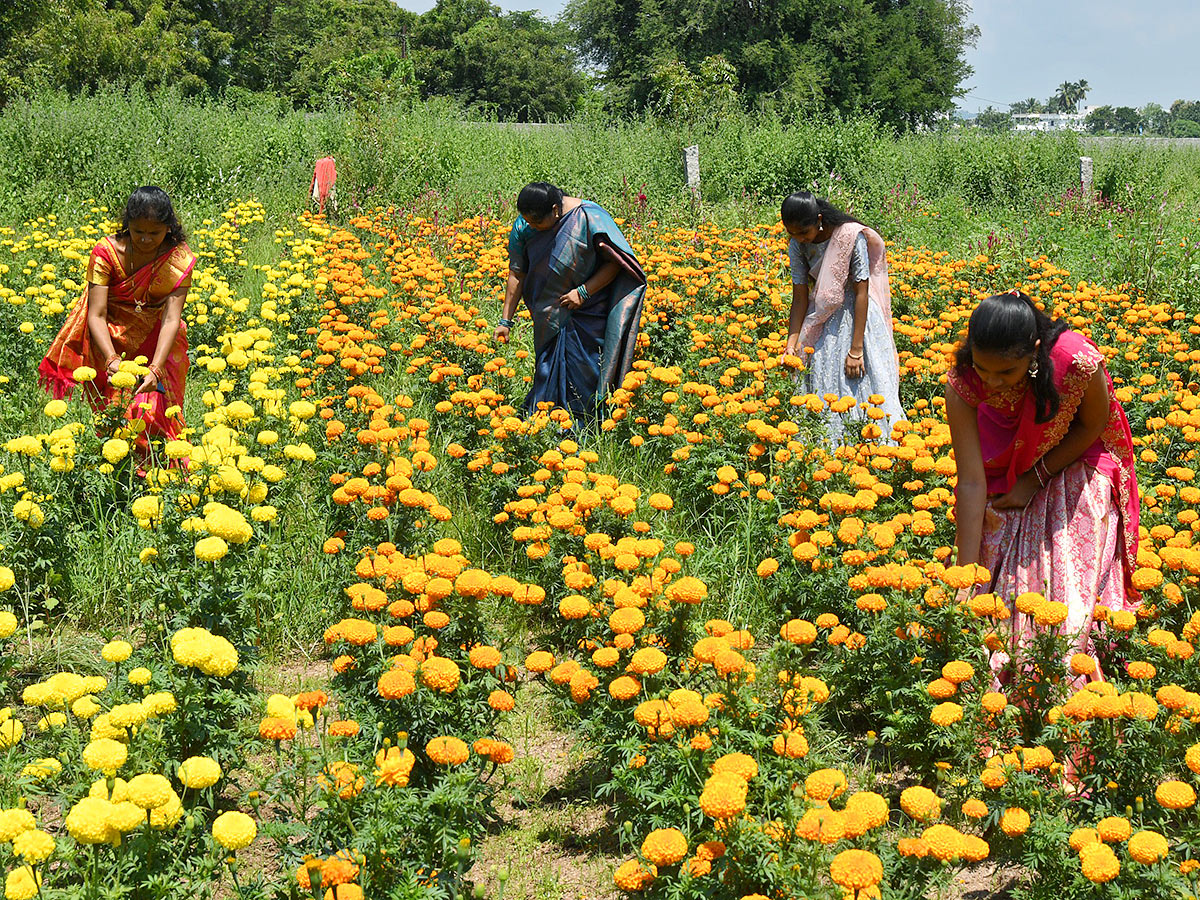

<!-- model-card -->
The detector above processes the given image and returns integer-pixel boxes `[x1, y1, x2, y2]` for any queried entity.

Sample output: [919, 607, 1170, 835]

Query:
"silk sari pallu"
[39, 238, 195, 447]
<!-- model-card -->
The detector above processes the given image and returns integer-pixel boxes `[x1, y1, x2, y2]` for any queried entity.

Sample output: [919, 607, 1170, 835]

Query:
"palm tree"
[1073, 79, 1090, 112]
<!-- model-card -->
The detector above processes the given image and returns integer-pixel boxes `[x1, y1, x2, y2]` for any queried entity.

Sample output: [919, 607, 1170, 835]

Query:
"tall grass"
[8, 88, 1198, 222]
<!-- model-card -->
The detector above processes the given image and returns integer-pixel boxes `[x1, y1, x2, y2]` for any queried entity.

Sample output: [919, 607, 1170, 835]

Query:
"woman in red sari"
[39, 186, 195, 447]
[947, 291, 1140, 679]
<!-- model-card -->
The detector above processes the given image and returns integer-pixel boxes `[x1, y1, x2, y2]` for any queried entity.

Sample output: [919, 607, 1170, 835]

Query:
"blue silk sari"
[508, 201, 646, 422]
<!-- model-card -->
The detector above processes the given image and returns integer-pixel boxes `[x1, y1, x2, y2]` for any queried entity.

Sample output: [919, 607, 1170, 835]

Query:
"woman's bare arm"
[946, 384, 987, 566]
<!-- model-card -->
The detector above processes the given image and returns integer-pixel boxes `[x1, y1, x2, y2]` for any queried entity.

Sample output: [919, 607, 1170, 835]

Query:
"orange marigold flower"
[666, 576, 708, 605]
[609, 675, 641, 701]
[1156, 780, 1196, 810]
[900, 786, 941, 822]
[1000, 807, 1031, 836]
[640, 827, 688, 866]
[328, 720, 360, 738]
[419, 657, 460, 693]
[829, 849, 883, 891]
[468, 645, 502, 670]
[259, 717, 297, 741]
[426, 735, 470, 766]
[377, 669, 416, 700]
[613, 859, 656, 891]
[525, 650, 555, 673]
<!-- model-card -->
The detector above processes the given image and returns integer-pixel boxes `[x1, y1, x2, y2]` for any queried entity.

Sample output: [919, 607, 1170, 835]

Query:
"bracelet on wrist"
[847, 350, 864, 360]
[106, 353, 121, 367]
[576, 283, 591, 303]
[147, 364, 164, 381]
[497, 317, 515, 329]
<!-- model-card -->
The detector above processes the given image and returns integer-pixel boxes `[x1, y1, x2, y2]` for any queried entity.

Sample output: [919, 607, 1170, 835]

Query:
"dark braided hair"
[955, 291, 1069, 423]
[516, 182, 565, 224]
[780, 191, 863, 231]
[116, 186, 186, 247]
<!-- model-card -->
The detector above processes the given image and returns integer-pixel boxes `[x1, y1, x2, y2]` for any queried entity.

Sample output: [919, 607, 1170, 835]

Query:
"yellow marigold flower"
[212, 811, 257, 850]
[128, 667, 152, 686]
[1080, 842, 1120, 883]
[101, 640, 133, 663]
[900, 785, 941, 822]
[426, 735, 470, 766]
[613, 859, 656, 891]
[1156, 780, 1196, 810]
[64, 797, 116, 844]
[829, 849, 883, 890]
[641, 827, 688, 866]
[4, 866, 41, 900]
[178, 756, 222, 790]
[0, 610, 16, 637]
[82, 738, 127, 774]
[194, 536, 229, 561]
[0, 808, 36, 842]
[12, 828, 54, 864]
[1128, 830, 1169, 865]
[1034, 600, 1069, 628]
[102, 438, 130, 464]
[127, 773, 173, 809]
[927, 678, 956, 699]
[0, 717, 24, 748]
[374, 746, 416, 787]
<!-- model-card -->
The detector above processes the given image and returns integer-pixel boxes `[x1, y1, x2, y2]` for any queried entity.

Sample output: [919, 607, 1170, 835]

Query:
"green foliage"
[565, 0, 977, 128]
[413, 1, 586, 121]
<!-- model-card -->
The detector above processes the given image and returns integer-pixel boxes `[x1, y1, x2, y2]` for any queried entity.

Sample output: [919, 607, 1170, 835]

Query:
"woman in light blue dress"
[782, 191, 905, 443]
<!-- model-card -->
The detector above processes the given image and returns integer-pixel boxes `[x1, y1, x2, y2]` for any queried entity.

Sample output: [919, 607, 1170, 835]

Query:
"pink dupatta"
[948, 329, 1140, 593]
[795, 223, 892, 352]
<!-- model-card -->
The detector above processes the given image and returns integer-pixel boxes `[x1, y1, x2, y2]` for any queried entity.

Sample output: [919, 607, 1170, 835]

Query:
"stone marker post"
[684, 145, 700, 198]
[1080, 156, 1093, 194]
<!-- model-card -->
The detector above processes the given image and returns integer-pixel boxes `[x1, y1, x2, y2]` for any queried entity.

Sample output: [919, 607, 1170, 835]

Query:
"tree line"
[972, 78, 1200, 137]
[0, 0, 978, 127]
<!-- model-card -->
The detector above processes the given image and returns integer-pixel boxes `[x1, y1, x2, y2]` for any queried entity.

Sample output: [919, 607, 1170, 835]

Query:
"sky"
[391, 0, 1198, 112]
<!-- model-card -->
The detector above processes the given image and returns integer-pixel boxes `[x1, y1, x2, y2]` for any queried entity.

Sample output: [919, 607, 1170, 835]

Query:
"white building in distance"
[1012, 107, 1100, 132]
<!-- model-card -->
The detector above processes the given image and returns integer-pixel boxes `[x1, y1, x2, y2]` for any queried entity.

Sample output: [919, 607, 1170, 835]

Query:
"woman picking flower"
[39, 186, 195, 447]
[946, 290, 1140, 676]
[494, 182, 646, 424]
[781, 191, 904, 443]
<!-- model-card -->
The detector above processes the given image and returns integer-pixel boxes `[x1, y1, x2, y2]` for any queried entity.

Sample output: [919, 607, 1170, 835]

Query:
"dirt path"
[468, 681, 621, 900]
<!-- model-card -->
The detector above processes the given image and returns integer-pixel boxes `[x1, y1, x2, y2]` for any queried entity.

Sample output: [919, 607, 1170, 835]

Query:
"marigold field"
[3, 194, 1200, 900]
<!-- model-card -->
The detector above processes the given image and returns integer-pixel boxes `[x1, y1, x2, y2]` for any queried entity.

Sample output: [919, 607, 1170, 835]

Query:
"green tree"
[1086, 105, 1144, 135]
[1010, 97, 1044, 114]
[412, 0, 584, 120]
[564, 0, 976, 128]
[975, 106, 1012, 133]
[649, 55, 741, 123]
[1140, 102, 1171, 135]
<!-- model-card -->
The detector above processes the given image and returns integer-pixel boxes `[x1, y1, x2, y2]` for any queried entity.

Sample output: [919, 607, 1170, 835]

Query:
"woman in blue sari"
[495, 183, 647, 423]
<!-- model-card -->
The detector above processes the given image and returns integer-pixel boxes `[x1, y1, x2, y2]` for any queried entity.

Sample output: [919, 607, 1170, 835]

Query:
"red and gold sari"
[949, 329, 1140, 684]
[39, 237, 196, 443]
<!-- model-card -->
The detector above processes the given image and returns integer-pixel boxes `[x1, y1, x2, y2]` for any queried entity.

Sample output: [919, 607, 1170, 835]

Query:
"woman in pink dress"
[946, 290, 1140, 679]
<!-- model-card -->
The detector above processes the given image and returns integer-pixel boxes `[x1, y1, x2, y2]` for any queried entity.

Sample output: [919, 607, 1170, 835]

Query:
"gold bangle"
[847, 351, 864, 360]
